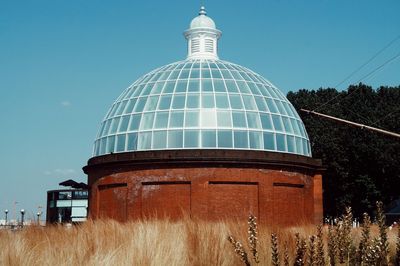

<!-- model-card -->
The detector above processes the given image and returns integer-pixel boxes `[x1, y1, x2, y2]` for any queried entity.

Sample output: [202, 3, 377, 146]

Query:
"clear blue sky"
[0, 0, 399, 220]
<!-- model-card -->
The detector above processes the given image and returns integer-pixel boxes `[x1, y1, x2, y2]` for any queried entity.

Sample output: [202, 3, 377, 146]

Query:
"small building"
[46, 180, 88, 224]
[386, 199, 400, 225]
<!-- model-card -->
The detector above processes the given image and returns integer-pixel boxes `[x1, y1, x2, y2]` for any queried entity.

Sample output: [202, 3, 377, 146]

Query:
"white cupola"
[184, 6, 222, 60]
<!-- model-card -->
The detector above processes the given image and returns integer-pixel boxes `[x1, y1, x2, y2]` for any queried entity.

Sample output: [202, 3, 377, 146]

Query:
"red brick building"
[83, 7, 323, 226]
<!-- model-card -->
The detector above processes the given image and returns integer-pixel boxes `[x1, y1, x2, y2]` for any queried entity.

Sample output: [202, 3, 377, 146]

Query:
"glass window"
[236, 81, 251, 94]
[186, 94, 200, 108]
[213, 79, 226, 92]
[247, 83, 261, 95]
[232, 111, 247, 128]
[282, 117, 294, 133]
[202, 94, 215, 108]
[175, 80, 187, 93]
[215, 94, 229, 109]
[124, 98, 137, 114]
[201, 109, 217, 127]
[189, 68, 200, 78]
[263, 132, 275, 150]
[140, 112, 155, 130]
[100, 137, 107, 154]
[201, 79, 213, 92]
[138, 132, 152, 150]
[202, 130, 216, 147]
[287, 135, 295, 153]
[229, 95, 243, 109]
[295, 137, 303, 155]
[132, 84, 144, 97]
[254, 96, 268, 112]
[168, 130, 183, 148]
[163, 81, 175, 93]
[116, 134, 126, 152]
[297, 121, 306, 136]
[242, 95, 257, 110]
[211, 69, 222, 78]
[118, 116, 130, 132]
[169, 70, 180, 79]
[217, 110, 232, 127]
[153, 131, 167, 149]
[127, 133, 138, 151]
[188, 79, 200, 92]
[185, 111, 199, 127]
[159, 71, 171, 81]
[140, 83, 154, 96]
[259, 85, 272, 97]
[172, 94, 186, 109]
[102, 119, 112, 136]
[218, 130, 233, 148]
[225, 80, 239, 92]
[154, 112, 169, 129]
[266, 98, 279, 113]
[116, 100, 128, 115]
[129, 114, 141, 131]
[134, 97, 147, 112]
[184, 130, 199, 148]
[169, 111, 184, 128]
[234, 131, 248, 148]
[249, 131, 262, 149]
[150, 82, 165, 94]
[271, 115, 283, 131]
[283, 102, 295, 117]
[158, 95, 172, 110]
[110, 117, 120, 134]
[107, 136, 115, 153]
[303, 139, 309, 155]
[143, 96, 159, 111]
[246, 112, 261, 129]
[201, 68, 211, 78]
[230, 71, 244, 80]
[221, 70, 233, 79]
[275, 100, 288, 115]
[260, 113, 273, 130]
[276, 134, 286, 152]
[179, 70, 189, 79]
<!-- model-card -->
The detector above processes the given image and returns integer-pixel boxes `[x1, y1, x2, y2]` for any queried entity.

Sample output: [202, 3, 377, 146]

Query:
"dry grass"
[0, 218, 398, 266]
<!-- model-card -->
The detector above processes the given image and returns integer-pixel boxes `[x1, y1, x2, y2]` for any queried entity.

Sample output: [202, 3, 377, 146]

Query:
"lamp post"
[4, 210, 8, 226]
[36, 212, 41, 225]
[20, 209, 25, 227]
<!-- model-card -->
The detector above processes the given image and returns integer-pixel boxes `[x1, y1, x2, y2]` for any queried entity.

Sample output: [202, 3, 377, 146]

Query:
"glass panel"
[259, 85, 272, 97]
[201, 79, 213, 92]
[129, 114, 141, 131]
[138, 132, 152, 150]
[158, 95, 172, 110]
[287, 135, 295, 153]
[266, 98, 278, 113]
[202, 94, 215, 108]
[116, 100, 128, 115]
[242, 95, 257, 110]
[124, 98, 137, 114]
[172, 94, 186, 109]
[118, 116, 130, 132]
[185, 111, 199, 127]
[153, 131, 167, 149]
[254, 96, 268, 112]
[140, 112, 155, 130]
[220, 70, 233, 79]
[100, 137, 107, 154]
[188, 79, 200, 92]
[102, 119, 112, 136]
[116, 134, 126, 152]
[217, 110, 232, 127]
[218, 130, 233, 148]
[127, 133, 138, 151]
[143, 96, 159, 111]
[230, 71, 244, 80]
[232, 111, 247, 128]
[175, 80, 187, 93]
[163, 81, 175, 93]
[154, 112, 169, 129]
[263, 132, 275, 150]
[215, 94, 229, 109]
[260, 113, 273, 130]
[249, 131, 262, 149]
[189, 68, 200, 78]
[247, 83, 261, 95]
[140, 83, 154, 96]
[107, 136, 115, 153]
[211, 69, 222, 78]
[110, 117, 120, 134]
[276, 134, 286, 152]
[178, 70, 189, 79]
[168, 130, 183, 148]
[213, 79, 226, 92]
[201, 109, 217, 127]
[282, 117, 294, 133]
[236, 81, 251, 94]
[229, 95, 243, 109]
[283, 102, 295, 117]
[234, 131, 248, 148]
[295, 137, 303, 155]
[169, 70, 180, 79]
[186, 94, 200, 108]
[271, 115, 283, 131]
[275, 100, 288, 115]
[184, 130, 199, 148]
[201, 68, 211, 78]
[134, 97, 147, 112]
[225, 80, 239, 92]
[169, 111, 184, 128]
[246, 112, 261, 129]
[202, 130, 216, 147]
[132, 84, 144, 97]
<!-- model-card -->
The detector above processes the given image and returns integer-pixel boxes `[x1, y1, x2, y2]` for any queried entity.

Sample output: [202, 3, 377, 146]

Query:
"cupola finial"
[199, 6, 206, 16]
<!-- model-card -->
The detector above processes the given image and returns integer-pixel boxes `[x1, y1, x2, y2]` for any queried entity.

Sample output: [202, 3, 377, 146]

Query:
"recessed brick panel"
[98, 183, 127, 222]
[272, 184, 305, 226]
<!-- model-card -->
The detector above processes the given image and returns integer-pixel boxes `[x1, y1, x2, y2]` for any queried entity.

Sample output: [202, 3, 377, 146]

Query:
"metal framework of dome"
[93, 7, 311, 157]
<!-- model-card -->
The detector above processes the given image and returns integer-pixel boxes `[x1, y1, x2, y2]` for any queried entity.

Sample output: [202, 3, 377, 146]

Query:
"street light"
[4, 210, 8, 226]
[20, 209, 25, 227]
[36, 212, 42, 225]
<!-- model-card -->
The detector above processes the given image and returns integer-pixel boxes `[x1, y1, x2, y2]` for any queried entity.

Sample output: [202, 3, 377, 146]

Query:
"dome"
[189, 6, 216, 29]
[93, 59, 311, 157]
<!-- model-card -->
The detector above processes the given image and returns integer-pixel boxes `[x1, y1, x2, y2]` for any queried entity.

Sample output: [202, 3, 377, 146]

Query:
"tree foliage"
[287, 84, 400, 217]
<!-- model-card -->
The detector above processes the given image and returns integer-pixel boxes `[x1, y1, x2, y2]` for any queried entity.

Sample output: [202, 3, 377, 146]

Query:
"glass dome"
[93, 58, 311, 157]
